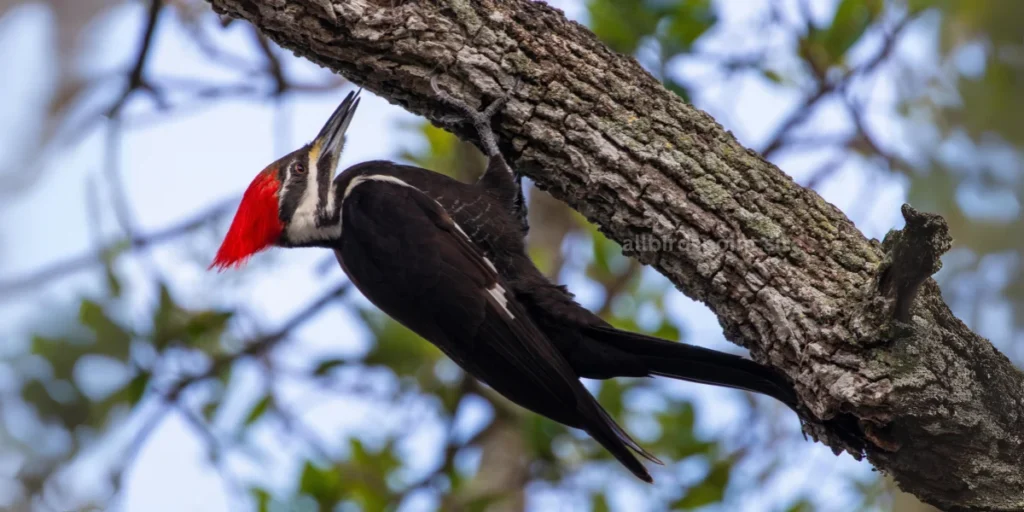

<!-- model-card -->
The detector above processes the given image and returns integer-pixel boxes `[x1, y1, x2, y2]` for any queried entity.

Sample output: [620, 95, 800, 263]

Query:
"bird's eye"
[293, 162, 306, 175]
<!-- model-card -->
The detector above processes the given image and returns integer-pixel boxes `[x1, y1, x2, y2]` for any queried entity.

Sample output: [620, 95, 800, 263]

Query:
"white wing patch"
[450, 221, 470, 239]
[481, 255, 498, 272]
[487, 283, 515, 320]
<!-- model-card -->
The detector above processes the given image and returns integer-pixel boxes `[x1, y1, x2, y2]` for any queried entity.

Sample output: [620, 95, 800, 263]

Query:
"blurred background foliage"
[0, 0, 1020, 510]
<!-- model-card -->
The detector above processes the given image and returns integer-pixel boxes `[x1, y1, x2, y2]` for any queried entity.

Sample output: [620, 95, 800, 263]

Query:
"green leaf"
[299, 461, 343, 508]
[31, 335, 90, 380]
[202, 401, 220, 422]
[361, 310, 440, 375]
[85, 370, 151, 428]
[79, 299, 132, 358]
[652, 319, 682, 342]
[589, 0, 716, 59]
[523, 414, 565, 463]
[672, 458, 733, 509]
[22, 379, 66, 422]
[664, 78, 692, 103]
[349, 437, 370, 464]
[785, 499, 815, 512]
[435, 374, 466, 413]
[587, 225, 628, 282]
[250, 487, 272, 512]
[588, 0, 660, 54]
[152, 285, 180, 350]
[464, 493, 505, 512]
[348, 438, 400, 476]
[104, 265, 122, 298]
[823, 0, 882, 63]
[798, 37, 832, 75]
[313, 358, 347, 376]
[244, 395, 272, 426]
[660, 0, 716, 54]
[653, 403, 715, 460]
[527, 244, 557, 277]
[100, 241, 129, 298]
[124, 371, 150, 406]
[152, 283, 233, 352]
[596, 379, 627, 419]
[761, 69, 785, 84]
[185, 310, 233, 352]
[906, 0, 938, 14]
[590, 229, 613, 279]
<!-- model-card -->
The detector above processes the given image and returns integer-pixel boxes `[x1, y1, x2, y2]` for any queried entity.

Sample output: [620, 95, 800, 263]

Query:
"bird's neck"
[284, 180, 343, 248]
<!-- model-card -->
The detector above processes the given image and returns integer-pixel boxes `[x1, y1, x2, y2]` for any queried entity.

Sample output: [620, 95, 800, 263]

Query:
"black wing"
[338, 176, 658, 480]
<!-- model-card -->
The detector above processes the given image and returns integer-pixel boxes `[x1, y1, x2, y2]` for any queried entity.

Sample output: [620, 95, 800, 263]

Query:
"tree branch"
[760, 13, 916, 159]
[165, 282, 350, 402]
[109, 0, 166, 116]
[0, 198, 234, 299]
[203, 1, 1024, 509]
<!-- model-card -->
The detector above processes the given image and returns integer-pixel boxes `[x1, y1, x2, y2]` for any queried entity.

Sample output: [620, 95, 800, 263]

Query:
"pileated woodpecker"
[212, 82, 861, 482]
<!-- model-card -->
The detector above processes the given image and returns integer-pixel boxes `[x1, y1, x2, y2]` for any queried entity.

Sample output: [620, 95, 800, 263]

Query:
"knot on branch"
[878, 204, 952, 322]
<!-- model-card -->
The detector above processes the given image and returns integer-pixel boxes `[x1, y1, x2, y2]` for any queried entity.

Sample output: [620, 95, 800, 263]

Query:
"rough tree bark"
[204, 0, 1024, 509]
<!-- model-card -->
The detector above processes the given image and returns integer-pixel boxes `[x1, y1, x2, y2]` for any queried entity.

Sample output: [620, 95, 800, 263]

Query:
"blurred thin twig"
[761, 13, 918, 159]
[0, 198, 235, 299]
[109, 0, 166, 117]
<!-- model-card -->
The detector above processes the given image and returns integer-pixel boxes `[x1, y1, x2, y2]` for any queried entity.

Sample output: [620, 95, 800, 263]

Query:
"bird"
[211, 81, 862, 482]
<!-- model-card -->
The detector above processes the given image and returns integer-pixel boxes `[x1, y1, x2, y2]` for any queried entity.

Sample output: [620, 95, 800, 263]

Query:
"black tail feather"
[575, 388, 660, 482]
[581, 325, 867, 454]
[585, 325, 864, 454]
[593, 405, 663, 466]
[585, 428, 655, 483]
[582, 411, 655, 483]
[582, 325, 801, 411]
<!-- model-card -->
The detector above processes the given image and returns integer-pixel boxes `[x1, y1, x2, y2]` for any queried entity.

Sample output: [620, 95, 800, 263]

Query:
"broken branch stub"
[879, 204, 953, 322]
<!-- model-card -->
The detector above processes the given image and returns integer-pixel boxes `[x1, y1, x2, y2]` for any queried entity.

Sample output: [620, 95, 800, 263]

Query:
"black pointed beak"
[315, 89, 362, 170]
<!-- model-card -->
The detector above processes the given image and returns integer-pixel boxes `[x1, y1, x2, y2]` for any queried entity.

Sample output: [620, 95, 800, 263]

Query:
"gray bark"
[204, 0, 1024, 509]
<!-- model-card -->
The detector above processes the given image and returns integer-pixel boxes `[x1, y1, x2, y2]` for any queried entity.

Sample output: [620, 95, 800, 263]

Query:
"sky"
[0, 0, 927, 510]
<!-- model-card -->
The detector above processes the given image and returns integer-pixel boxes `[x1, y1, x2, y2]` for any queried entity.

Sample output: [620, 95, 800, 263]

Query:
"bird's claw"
[430, 74, 509, 157]
[482, 94, 509, 120]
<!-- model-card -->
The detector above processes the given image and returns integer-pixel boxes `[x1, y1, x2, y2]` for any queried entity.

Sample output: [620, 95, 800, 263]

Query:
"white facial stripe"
[324, 162, 337, 218]
[286, 154, 341, 244]
[487, 283, 515, 319]
[293, 152, 321, 218]
[278, 167, 291, 203]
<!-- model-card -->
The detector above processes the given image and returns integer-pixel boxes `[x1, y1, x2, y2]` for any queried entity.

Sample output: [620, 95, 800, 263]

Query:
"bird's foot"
[430, 75, 509, 157]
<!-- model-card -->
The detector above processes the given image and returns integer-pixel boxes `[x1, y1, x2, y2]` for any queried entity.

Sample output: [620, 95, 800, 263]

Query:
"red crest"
[210, 170, 284, 270]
